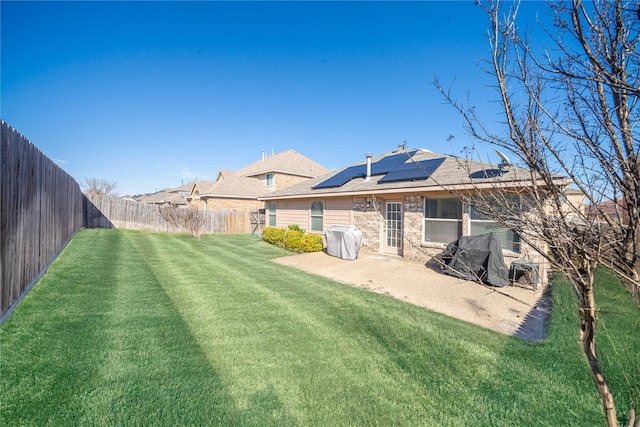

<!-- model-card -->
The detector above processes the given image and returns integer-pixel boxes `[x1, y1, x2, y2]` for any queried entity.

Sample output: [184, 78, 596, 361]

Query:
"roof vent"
[365, 153, 372, 182]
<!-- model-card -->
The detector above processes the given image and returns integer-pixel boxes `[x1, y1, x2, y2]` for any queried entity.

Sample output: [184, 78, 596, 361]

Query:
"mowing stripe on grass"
[123, 232, 456, 423]
[3, 229, 636, 425]
[121, 231, 596, 425]
[3, 230, 252, 425]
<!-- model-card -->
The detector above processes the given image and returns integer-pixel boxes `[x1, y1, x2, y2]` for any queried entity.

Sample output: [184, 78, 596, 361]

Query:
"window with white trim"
[469, 197, 521, 253]
[266, 173, 274, 188]
[267, 202, 277, 227]
[423, 197, 462, 244]
[310, 201, 324, 232]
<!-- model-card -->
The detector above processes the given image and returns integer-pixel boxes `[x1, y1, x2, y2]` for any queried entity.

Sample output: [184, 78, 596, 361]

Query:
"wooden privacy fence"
[1, 121, 85, 319]
[1, 121, 254, 321]
[86, 194, 252, 235]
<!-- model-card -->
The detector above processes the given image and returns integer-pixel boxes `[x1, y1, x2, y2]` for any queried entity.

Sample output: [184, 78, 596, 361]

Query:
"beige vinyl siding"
[324, 198, 352, 228]
[276, 200, 311, 230]
[274, 197, 353, 232]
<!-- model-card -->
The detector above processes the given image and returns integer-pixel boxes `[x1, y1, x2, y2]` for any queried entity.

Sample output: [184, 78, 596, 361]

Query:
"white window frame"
[310, 200, 324, 232]
[267, 202, 277, 227]
[423, 197, 463, 244]
[469, 197, 521, 253]
[265, 173, 274, 188]
[385, 201, 403, 250]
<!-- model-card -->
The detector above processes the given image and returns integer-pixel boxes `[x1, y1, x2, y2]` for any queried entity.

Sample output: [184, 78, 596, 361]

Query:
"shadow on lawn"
[119, 232, 298, 426]
[1, 230, 299, 427]
[513, 284, 553, 342]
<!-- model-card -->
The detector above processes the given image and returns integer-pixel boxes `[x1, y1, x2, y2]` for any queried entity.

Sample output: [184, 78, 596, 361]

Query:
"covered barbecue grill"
[325, 225, 363, 260]
[440, 232, 510, 287]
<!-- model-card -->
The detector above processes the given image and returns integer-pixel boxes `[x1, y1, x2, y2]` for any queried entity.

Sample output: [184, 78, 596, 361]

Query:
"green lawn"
[1, 229, 638, 426]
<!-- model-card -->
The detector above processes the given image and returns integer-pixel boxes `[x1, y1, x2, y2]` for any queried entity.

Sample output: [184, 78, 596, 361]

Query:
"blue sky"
[2, 1, 549, 196]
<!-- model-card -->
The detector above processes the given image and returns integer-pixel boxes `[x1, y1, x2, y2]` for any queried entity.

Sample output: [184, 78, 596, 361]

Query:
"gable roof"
[234, 149, 330, 178]
[216, 169, 235, 181]
[165, 182, 195, 193]
[260, 148, 568, 200]
[189, 176, 269, 200]
[139, 190, 188, 205]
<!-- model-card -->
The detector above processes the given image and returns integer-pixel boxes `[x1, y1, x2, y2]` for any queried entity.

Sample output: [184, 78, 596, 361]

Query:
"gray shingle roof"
[260, 149, 562, 200]
[191, 176, 269, 199]
[216, 169, 236, 181]
[234, 149, 330, 178]
[139, 190, 188, 205]
[165, 182, 195, 193]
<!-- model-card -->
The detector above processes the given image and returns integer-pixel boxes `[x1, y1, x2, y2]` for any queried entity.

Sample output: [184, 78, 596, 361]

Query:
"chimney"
[262, 150, 266, 165]
[365, 153, 372, 181]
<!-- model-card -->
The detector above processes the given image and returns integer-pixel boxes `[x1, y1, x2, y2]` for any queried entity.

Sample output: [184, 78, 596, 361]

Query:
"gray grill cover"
[325, 225, 363, 260]
[440, 232, 510, 287]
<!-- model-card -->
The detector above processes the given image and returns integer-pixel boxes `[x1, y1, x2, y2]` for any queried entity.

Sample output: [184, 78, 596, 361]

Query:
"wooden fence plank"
[1, 122, 86, 317]
[1, 120, 254, 319]
[86, 194, 251, 235]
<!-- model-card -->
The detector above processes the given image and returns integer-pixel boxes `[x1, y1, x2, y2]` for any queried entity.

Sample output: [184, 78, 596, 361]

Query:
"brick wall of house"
[351, 195, 440, 262]
[402, 196, 428, 262]
[273, 173, 312, 191]
[352, 197, 383, 254]
[401, 194, 549, 284]
[189, 198, 205, 210]
[270, 191, 547, 284]
[204, 197, 263, 212]
[587, 198, 630, 226]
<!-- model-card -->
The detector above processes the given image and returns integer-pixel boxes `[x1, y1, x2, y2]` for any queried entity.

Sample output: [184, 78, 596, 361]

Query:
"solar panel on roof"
[370, 151, 416, 175]
[312, 151, 417, 189]
[377, 157, 445, 183]
[469, 168, 507, 179]
[312, 165, 367, 189]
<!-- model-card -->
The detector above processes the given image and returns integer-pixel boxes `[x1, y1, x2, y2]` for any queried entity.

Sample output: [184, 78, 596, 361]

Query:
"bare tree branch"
[436, 1, 639, 425]
[159, 206, 208, 239]
[83, 178, 119, 197]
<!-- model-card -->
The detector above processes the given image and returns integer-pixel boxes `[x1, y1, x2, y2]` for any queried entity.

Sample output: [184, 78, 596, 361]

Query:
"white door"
[384, 201, 403, 255]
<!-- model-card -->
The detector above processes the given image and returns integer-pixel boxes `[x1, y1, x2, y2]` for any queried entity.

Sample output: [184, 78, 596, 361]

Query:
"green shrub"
[262, 226, 323, 253]
[300, 233, 323, 252]
[262, 227, 285, 246]
[287, 224, 306, 233]
[284, 229, 304, 250]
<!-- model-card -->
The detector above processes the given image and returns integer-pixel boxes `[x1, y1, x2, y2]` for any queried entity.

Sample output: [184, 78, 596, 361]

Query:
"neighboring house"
[588, 198, 630, 226]
[188, 176, 270, 212]
[139, 182, 193, 207]
[139, 191, 188, 207]
[562, 188, 586, 215]
[259, 147, 570, 272]
[233, 149, 331, 192]
[215, 169, 236, 181]
[188, 150, 330, 211]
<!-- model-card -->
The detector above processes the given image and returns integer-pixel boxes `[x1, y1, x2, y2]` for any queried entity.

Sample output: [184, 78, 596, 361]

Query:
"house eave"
[200, 194, 261, 200]
[259, 177, 570, 201]
[241, 169, 318, 179]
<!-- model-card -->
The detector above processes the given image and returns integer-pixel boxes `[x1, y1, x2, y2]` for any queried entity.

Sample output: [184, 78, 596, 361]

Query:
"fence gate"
[250, 209, 266, 235]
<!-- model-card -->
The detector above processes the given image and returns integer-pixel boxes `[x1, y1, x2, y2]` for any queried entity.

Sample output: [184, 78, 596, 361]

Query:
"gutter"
[199, 194, 261, 200]
[258, 177, 570, 201]
[238, 170, 320, 179]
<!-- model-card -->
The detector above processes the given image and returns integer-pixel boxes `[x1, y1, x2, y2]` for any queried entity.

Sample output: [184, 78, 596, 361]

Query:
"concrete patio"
[273, 250, 552, 342]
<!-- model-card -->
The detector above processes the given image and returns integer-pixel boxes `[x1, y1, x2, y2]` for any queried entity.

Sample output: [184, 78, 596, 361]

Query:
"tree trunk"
[579, 283, 618, 427]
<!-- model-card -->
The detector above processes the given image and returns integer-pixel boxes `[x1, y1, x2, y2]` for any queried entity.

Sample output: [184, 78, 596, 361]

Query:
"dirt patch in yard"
[273, 251, 551, 342]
